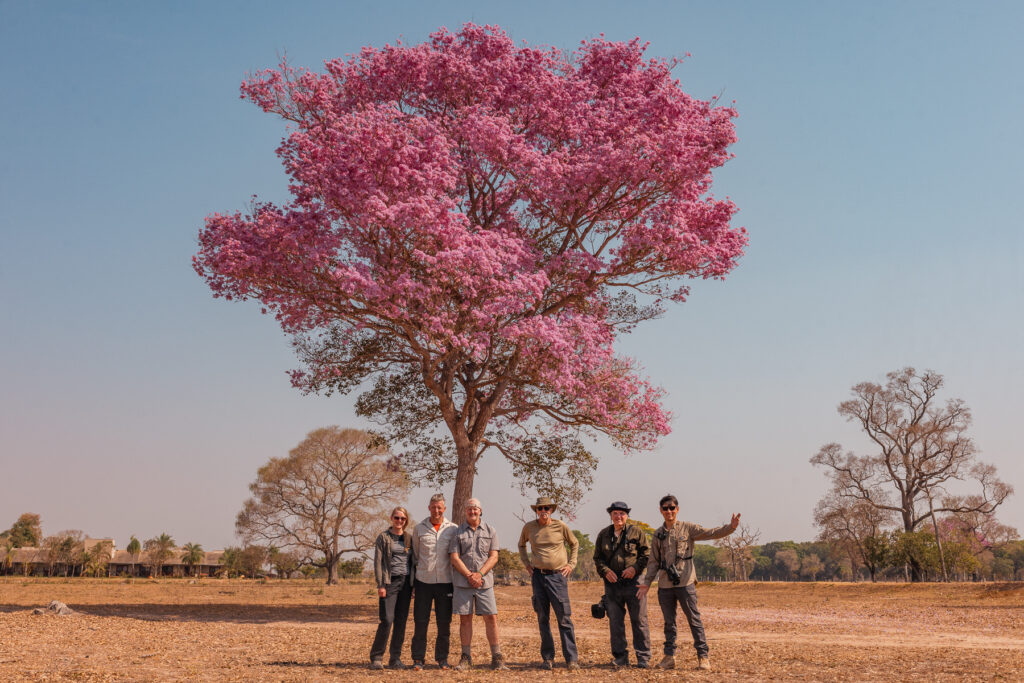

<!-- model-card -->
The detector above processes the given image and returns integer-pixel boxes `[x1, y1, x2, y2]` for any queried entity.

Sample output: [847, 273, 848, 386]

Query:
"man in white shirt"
[410, 493, 459, 670]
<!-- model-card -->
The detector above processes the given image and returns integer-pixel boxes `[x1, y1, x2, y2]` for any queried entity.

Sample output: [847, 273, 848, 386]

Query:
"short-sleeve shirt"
[448, 521, 499, 589]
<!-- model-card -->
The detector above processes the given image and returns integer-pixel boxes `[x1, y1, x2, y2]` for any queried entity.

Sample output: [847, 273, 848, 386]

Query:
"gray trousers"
[531, 571, 579, 662]
[604, 578, 650, 665]
[657, 583, 708, 657]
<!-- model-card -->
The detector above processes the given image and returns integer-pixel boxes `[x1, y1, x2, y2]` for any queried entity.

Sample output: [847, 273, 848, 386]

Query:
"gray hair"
[429, 493, 446, 504]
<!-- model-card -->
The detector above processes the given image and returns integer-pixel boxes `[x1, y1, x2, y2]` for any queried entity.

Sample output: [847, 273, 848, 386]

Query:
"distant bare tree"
[714, 524, 760, 580]
[144, 533, 176, 577]
[43, 530, 83, 577]
[775, 548, 799, 580]
[800, 553, 823, 580]
[811, 368, 1013, 581]
[236, 426, 410, 584]
[814, 490, 894, 581]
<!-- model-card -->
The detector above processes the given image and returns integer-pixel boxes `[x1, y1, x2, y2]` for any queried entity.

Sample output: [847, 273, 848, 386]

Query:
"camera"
[590, 595, 607, 619]
[665, 564, 681, 586]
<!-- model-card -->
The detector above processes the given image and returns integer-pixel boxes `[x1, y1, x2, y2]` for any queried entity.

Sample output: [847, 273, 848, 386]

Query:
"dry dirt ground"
[1, 578, 1022, 681]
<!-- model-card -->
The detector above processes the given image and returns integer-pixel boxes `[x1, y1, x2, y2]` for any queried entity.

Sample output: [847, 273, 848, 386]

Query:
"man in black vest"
[593, 501, 651, 669]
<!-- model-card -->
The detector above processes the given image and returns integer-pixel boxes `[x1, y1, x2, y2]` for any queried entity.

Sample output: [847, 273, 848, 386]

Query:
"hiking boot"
[411, 660, 424, 671]
[635, 661, 650, 669]
[612, 657, 629, 670]
[369, 658, 384, 670]
[455, 655, 472, 671]
[658, 654, 676, 669]
[491, 653, 508, 670]
[697, 655, 711, 671]
[388, 659, 406, 670]
[566, 659, 581, 670]
[540, 659, 554, 670]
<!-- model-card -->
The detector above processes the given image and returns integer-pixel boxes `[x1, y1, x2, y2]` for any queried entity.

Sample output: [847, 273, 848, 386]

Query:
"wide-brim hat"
[530, 496, 558, 512]
[606, 501, 631, 514]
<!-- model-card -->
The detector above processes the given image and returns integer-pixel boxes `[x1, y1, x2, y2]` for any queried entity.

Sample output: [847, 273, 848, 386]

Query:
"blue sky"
[2, 1, 1021, 551]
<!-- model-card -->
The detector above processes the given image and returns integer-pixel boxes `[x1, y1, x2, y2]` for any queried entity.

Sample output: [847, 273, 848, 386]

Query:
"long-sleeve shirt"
[641, 519, 734, 588]
[411, 516, 458, 584]
[518, 519, 578, 571]
[593, 524, 649, 579]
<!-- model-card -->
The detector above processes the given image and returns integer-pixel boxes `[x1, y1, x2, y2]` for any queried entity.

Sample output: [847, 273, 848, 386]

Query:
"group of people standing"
[371, 492, 740, 672]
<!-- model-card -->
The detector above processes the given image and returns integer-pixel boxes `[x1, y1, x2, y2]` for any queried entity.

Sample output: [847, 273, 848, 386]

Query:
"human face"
[465, 503, 482, 527]
[428, 500, 446, 524]
[391, 511, 408, 531]
[660, 501, 678, 526]
[535, 505, 553, 525]
[610, 510, 628, 529]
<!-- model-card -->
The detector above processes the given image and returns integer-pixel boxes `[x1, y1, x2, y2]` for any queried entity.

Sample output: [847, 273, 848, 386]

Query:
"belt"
[535, 568, 559, 575]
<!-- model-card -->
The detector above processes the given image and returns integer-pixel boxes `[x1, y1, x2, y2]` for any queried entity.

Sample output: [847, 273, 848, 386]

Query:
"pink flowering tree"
[195, 24, 747, 521]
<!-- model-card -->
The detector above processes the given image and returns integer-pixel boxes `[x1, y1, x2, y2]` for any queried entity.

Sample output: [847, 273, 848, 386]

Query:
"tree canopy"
[195, 23, 746, 517]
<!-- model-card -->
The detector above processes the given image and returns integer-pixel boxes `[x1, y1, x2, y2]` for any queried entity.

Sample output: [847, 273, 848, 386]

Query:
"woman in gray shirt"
[370, 506, 415, 669]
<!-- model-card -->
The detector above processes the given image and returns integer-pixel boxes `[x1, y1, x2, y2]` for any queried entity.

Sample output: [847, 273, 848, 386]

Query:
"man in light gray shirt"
[410, 493, 458, 670]
[448, 498, 504, 670]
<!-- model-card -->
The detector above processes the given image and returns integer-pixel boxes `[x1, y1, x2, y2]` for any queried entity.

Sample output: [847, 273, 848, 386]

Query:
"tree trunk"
[451, 444, 478, 525]
[325, 555, 338, 585]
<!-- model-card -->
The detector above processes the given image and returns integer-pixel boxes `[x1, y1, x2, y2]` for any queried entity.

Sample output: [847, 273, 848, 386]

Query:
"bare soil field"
[1, 578, 1022, 681]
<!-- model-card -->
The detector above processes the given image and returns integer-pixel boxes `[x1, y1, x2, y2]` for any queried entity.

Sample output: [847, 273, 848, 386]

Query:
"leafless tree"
[43, 530, 83, 577]
[800, 553, 824, 580]
[774, 548, 799, 580]
[814, 490, 894, 581]
[714, 524, 760, 580]
[236, 426, 410, 584]
[811, 368, 1012, 581]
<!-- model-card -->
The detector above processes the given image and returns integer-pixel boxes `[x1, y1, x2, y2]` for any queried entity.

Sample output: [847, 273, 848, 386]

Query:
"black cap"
[606, 501, 631, 514]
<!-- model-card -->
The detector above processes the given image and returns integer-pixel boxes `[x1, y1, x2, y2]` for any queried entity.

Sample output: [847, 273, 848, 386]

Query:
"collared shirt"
[448, 521, 499, 589]
[518, 519, 578, 571]
[593, 524, 649, 579]
[641, 519, 734, 588]
[412, 516, 458, 584]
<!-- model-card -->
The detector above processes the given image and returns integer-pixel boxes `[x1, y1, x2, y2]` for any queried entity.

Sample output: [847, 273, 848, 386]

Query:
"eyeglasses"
[661, 505, 677, 511]
[392, 515, 407, 521]
[536, 506, 553, 512]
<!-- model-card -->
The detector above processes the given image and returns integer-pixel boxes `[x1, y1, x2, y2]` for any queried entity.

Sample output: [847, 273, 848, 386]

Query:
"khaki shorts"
[453, 585, 497, 615]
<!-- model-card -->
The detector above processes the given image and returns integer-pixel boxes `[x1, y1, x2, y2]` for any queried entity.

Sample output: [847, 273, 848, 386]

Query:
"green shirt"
[518, 519, 578, 571]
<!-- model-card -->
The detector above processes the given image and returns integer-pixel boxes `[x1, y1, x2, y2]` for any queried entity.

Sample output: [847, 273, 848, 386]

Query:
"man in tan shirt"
[637, 493, 740, 671]
[518, 496, 580, 669]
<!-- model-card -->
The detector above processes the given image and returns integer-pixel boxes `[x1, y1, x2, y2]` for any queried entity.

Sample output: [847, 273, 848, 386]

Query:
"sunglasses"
[392, 515, 407, 521]
[536, 506, 553, 512]
[661, 505, 677, 511]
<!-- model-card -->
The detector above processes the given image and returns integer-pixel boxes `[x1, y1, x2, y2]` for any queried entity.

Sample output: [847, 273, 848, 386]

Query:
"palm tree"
[181, 542, 204, 577]
[143, 533, 175, 577]
[126, 536, 141, 577]
[1, 541, 14, 576]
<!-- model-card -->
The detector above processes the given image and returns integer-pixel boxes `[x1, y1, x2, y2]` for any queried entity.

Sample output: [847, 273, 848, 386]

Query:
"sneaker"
[388, 659, 406, 670]
[491, 653, 508, 670]
[540, 659, 554, 670]
[566, 660, 581, 670]
[658, 654, 676, 669]
[369, 659, 384, 670]
[635, 661, 650, 669]
[455, 655, 472, 671]
[411, 661, 424, 671]
[437, 660, 450, 670]
[612, 658, 629, 670]
[697, 655, 711, 671]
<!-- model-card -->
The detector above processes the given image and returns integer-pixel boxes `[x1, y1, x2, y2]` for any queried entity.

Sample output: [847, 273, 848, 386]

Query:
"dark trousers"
[657, 584, 708, 657]
[370, 574, 412, 662]
[604, 578, 651, 665]
[531, 571, 578, 662]
[411, 580, 453, 664]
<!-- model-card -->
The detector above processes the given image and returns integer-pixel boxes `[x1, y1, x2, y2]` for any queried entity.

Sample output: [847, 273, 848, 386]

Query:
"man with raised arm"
[448, 498, 505, 671]
[410, 493, 458, 670]
[518, 496, 580, 670]
[637, 494, 740, 671]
